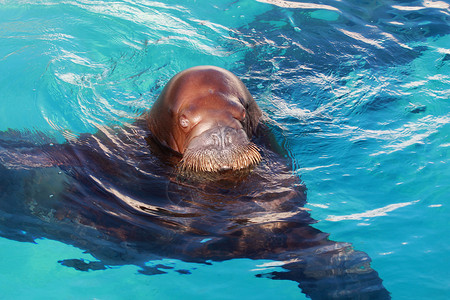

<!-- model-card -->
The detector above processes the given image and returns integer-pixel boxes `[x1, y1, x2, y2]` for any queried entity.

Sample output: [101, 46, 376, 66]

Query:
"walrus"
[0, 66, 390, 299]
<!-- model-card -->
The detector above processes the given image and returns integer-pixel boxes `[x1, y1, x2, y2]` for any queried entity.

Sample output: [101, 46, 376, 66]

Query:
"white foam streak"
[338, 29, 384, 49]
[299, 164, 339, 172]
[326, 200, 419, 221]
[423, 0, 450, 9]
[392, 5, 425, 11]
[257, 0, 339, 11]
[392, 1, 449, 11]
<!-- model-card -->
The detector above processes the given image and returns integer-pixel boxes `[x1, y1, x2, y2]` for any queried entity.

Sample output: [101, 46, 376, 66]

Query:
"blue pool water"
[0, 0, 449, 299]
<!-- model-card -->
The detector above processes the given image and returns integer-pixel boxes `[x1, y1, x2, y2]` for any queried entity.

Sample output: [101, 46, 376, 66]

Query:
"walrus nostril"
[224, 132, 233, 147]
[209, 129, 234, 149]
[211, 134, 220, 147]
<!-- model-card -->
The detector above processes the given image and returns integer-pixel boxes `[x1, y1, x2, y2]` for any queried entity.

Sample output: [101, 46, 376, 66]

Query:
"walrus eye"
[179, 115, 190, 129]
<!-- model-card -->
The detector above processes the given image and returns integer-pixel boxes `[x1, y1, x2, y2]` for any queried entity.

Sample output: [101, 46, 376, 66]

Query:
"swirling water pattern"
[0, 0, 449, 299]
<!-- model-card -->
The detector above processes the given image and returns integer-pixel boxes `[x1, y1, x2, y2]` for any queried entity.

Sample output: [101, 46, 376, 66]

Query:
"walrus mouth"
[178, 143, 261, 173]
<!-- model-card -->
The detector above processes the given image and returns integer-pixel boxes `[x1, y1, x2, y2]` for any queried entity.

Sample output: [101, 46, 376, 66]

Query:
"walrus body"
[0, 66, 390, 299]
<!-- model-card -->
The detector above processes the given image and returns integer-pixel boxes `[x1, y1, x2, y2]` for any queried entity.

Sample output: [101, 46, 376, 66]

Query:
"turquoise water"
[0, 0, 449, 299]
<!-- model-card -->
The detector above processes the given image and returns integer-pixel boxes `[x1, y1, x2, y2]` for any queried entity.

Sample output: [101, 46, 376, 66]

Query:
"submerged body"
[0, 67, 390, 299]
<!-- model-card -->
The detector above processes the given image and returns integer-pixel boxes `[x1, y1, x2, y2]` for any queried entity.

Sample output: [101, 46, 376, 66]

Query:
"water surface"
[0, 0, 449, 299]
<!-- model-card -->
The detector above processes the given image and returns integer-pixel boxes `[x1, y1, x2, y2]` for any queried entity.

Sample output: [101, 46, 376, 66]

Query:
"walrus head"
[147, 66, 262, 173]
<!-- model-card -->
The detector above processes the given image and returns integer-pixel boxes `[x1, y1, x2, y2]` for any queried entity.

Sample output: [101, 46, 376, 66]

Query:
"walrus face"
[148, 66, 263, 174]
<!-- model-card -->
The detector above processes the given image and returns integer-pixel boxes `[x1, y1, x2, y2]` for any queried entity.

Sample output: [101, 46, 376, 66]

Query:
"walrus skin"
[0, 66, 390, 299]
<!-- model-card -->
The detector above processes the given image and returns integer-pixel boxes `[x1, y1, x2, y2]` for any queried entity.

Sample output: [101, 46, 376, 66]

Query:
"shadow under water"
[0, 121, 390, 299]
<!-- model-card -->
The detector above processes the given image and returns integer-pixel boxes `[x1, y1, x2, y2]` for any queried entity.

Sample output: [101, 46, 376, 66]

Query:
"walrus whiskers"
[178, 143, 262, 173]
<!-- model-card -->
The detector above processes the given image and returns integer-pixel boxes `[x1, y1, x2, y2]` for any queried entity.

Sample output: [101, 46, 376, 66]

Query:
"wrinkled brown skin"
[146, 66, 262, 172]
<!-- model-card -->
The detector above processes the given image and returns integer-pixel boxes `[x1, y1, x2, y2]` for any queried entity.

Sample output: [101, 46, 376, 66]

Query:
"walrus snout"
[179, 126, 261, 173]
[190, 126, 247, 151]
